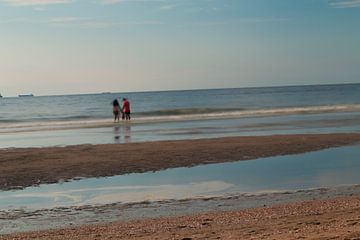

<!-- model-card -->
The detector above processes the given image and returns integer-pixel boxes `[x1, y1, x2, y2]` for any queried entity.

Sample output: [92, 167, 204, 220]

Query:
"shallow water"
[1, 112, 359, 148]
[0, 145, 359, 210]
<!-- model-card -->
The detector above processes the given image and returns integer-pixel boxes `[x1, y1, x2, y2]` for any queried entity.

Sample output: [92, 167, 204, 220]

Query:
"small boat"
[18, 94, 34, 97]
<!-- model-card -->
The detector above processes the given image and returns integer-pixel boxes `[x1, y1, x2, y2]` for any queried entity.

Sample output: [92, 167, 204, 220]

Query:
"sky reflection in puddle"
[0, 145, 359, 210]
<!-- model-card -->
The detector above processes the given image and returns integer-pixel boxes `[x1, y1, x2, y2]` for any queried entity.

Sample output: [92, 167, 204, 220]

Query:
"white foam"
[0, 104, 359, 134]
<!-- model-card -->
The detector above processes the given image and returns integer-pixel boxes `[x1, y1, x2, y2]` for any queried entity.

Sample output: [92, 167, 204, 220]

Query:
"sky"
[0, 0, 359, 96]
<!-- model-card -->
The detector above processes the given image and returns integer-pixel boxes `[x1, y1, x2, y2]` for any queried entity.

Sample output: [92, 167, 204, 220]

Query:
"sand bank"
[1, 133, 360, 191]
[1, 196, 360, 239]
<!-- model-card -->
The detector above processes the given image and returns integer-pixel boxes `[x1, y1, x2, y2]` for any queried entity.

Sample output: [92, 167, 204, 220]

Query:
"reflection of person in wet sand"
[113, 125, 131, 144]
[122, 98, 131, 120]
[112, 99, 121, 122]
[113, 126, 120, 143]
[123, 124, 131, 143]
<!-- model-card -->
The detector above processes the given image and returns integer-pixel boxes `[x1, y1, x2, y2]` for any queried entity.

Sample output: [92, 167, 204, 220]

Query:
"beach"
[1, 196, 360, 239]
[1, 133, 360, 191]
[0, 133, 360, 238]
[1, 85, 360, 239]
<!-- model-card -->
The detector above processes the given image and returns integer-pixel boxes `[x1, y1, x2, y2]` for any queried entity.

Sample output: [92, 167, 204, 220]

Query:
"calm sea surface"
[0, 83, 359, 148]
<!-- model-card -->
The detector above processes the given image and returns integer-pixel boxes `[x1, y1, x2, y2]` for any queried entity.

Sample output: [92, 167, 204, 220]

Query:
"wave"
[0, 115, 98, 123]
[135, 104, 360, 122]
[137, 104, 360, 117]
[0, 104, 359, 133]
[138, 108, 245, 116]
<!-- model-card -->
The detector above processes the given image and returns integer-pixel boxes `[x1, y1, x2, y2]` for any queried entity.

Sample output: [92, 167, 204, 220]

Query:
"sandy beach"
[1, 196, 360, 240]
[1, 133, 360, 191]
[1, 133, 360, 239]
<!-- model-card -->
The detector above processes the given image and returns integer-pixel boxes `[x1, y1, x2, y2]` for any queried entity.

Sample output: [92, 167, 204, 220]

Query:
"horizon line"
[1, 82, 359, 98]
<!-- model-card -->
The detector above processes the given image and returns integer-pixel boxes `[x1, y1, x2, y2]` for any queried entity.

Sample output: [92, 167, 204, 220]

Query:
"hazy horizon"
[1, 82, 359, 98]
[1, 0, 360, 96]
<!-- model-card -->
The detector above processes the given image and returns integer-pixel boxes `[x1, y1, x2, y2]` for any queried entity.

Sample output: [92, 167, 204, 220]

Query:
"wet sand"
[1, 196, 360, 239]
[1, 133, 360, 191]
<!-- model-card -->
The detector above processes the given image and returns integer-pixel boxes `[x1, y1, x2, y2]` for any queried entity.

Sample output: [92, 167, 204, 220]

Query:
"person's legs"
[114, 111, 120, 122]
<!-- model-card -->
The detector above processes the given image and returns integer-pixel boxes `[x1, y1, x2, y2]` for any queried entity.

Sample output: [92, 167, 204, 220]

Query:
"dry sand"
[1, 196, 360, 239]
[1, 133, 360, 190]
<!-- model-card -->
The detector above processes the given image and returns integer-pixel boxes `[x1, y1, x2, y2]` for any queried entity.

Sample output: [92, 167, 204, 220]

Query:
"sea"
[0, 83, 359, 148]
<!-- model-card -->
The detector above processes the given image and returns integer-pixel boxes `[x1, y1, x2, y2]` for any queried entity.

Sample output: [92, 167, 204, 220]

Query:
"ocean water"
[0, 83, 359, 148]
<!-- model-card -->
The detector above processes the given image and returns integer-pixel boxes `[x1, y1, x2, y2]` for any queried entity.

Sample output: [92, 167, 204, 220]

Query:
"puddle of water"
[0, 145, 359, 210]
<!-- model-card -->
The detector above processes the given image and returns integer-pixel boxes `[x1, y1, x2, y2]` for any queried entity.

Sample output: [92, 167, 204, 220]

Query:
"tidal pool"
[0, 145, 359, 210]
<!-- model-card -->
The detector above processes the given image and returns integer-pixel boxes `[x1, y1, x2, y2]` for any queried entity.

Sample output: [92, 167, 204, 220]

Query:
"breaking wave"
[0, 104, 359, 133]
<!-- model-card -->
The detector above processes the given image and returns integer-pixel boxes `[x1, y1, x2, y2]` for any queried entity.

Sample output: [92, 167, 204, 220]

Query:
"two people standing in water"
[112, 98, 131, 122]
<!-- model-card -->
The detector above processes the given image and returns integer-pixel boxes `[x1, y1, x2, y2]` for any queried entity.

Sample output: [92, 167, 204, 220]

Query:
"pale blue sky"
[0, 0, 359, 96]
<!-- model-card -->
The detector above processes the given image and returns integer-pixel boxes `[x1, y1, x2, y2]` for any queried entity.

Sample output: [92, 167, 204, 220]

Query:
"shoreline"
[2, 195, 360, 239]
[1, 184, 360, 235]
[1, 133, 360, 191]
[0, 104, 359, 135]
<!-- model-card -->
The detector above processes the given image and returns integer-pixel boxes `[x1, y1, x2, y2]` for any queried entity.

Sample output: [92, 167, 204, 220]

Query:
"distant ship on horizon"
[0, 93, 2, 98]
[18, 94, 34, 97]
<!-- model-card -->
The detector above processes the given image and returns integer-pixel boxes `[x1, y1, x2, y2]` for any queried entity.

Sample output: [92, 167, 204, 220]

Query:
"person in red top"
[122, 98, 131, 120]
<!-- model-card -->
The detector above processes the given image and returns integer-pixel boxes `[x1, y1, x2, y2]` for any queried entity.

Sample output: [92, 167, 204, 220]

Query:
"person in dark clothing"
[112, 99, 121, 122]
